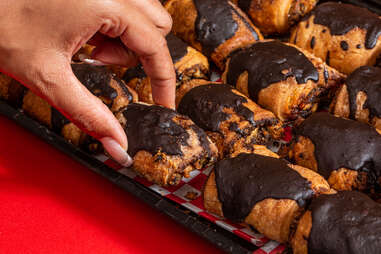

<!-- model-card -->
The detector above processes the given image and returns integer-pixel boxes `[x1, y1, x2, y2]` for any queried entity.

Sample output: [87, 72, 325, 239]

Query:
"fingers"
[22, 54, 132, 166]
[89, 34, 139, 67]
[127, 0, 172, 35]
[117, 6, 176, 109]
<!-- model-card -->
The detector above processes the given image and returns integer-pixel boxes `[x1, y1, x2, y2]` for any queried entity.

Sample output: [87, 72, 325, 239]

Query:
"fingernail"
[82, 58, 109, 66]
[100, 137, 133, 167]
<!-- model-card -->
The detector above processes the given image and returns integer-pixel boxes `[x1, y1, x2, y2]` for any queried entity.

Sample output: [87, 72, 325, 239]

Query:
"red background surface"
[0, 115, 223, 254]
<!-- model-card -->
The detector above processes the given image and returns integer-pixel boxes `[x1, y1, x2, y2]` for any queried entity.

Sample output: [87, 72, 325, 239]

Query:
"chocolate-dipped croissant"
[292, 191, 381, 254]
[204, 153, 332, 243]
[290, 2, 381, 74]
[116, 103, 218, 186]
[164, 0, 263, 70]
[177, 82, 283, 158]
[330, 66, 381, 133]
[222, 40, 345, 121]
[290, 112, 381, 192]
[231, 0, 318, 34]
[0, 63, 138, 150]
[123, 33, 209, 104]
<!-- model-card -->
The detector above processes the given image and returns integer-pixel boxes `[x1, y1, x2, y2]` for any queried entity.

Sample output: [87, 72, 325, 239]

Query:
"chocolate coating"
[71, 64, 117, 101]
[309, 191, 381, 254]
[340, 40, 349, 51]
[237, 0, 251, 12]
[309, 2, 381, 49]
[346, 66, 381, 119]
[177, 84, 254, 132]
[215, 153, 314, 222]
[295, 112, 381, 184]
[226, 41, 319, 101]
[166, 33, 189, 64]
[123, 103, 189, 156]
[194, 0, 259, 56]
[52, 64, 132, 131]
[123, 65, 146, 84]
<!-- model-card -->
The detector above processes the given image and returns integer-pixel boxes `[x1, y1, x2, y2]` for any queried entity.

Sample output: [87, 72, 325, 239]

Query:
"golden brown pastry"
[177, 83, 283, 158]
[123, 34, 209, 104]
[230, 0, 318, 34]
[222, 40, 345, 121]
[115, 103, 218, 186]
[292, 191, 381, 254]
[330, 66, 381, 133]
[290, 2, 381, 74]
[164, 0, 263, 70]
[290, 112, 381, 192]
[204, 153, 332, 243]
[1, 63, 137, 150]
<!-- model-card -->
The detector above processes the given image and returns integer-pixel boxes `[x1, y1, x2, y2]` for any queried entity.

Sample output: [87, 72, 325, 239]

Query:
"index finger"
[117, 6, 176, 109]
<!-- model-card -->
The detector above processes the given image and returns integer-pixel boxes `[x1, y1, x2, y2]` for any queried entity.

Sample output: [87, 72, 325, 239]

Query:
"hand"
[0, 0, 176, 166]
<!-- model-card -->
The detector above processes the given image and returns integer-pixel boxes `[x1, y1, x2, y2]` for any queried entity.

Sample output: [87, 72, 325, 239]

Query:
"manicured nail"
[82, 58, 108, 66]
[100, 137, 133, 167]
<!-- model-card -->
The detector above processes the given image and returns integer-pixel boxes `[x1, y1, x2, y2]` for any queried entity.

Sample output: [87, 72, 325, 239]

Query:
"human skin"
[0, 0, 176, 166]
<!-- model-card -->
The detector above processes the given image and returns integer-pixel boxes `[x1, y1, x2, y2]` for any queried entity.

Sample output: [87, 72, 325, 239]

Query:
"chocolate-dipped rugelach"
[164, 0, 263, 70]
[222, 40, 345, 121]
[1, 63, 137, 149]
[290, 112, 381, 192]
[230, 0, 318, 35]
[292, 191, 381, 254]
[177, 83, 283, 159]
[330, 66, 381, 133]
[123, 33, 209, 104]
[290, 2, 381, 74]
[204, 153, 332, 243]
[115, 103, 218, 186]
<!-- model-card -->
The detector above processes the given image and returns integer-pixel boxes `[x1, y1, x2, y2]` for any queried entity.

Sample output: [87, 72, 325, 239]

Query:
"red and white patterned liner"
[94, 154, 285, 254]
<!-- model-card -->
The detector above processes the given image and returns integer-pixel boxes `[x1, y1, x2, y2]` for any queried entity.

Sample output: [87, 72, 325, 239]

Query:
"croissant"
[290, 2, 381, 74]
[164, 0, 263, 69]
[204, 153, 332, 243]
[330, 66, 381, 133]
[177, 81, 283, 158]
[290, 112, 381, 192]
[292, 191, 381, 254]
[115, 103, 218, 186]
[222, 40, 345, 121]
[230, 0, 318, 34]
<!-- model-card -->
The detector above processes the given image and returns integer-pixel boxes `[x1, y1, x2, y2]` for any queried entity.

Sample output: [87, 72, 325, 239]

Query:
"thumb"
[21, 55, 133, 166]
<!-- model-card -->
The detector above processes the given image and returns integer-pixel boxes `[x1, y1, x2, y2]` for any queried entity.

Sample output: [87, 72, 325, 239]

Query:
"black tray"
[1, 1, 380, 253]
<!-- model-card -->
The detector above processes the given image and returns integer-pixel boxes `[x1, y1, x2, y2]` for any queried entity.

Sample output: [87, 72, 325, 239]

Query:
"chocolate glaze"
[71, 64, 117, 101]
[177, 84, 254, 132]
[123, 34, 189, 83]
[346, 66, 381, 119]
[122, 103, 212, 158]
[193, 0, 259, 56]
[237, 0, 251, 12]
[309, 2, 381, 49]
[226, 41, 319, 101]
[340, 40, 349, 51]
[52, 63, 132, 131]
[309, 191, 381, 254]
[295, 112, 381, 184]
[166, 33, 189, 63]
[215, 153, 314, 222]
[123, 65, 146, 84]
[326, 51, 330, 65]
